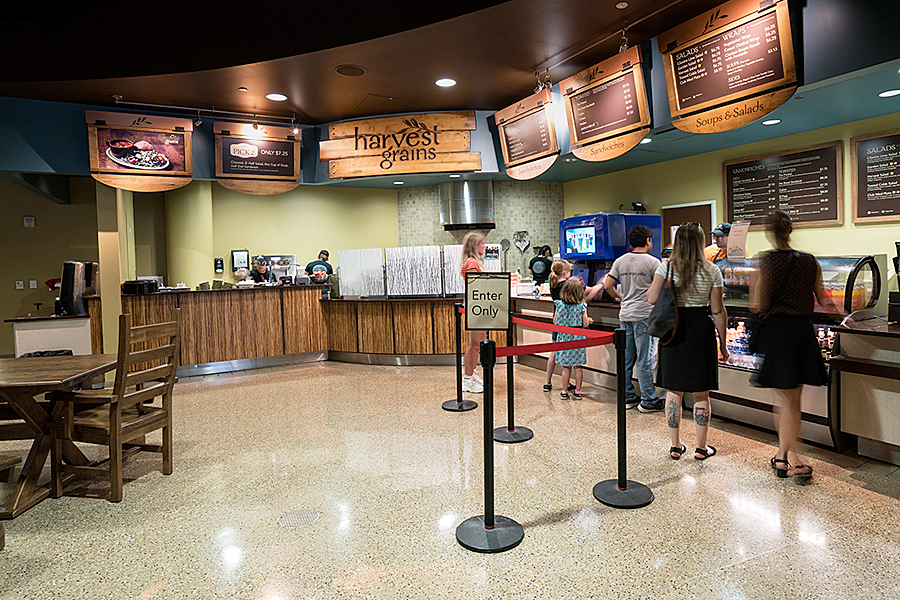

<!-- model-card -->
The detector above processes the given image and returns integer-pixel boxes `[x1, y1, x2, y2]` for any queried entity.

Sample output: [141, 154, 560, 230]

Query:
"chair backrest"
[112, 309, 181, 410]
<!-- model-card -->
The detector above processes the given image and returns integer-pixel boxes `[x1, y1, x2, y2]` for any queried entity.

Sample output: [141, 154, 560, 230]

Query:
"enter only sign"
[465, 273, 511, 330]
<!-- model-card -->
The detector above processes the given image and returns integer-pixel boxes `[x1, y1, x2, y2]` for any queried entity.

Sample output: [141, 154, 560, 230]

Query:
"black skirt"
[752, 315, 827, 389]
[658, 307, 718, 393]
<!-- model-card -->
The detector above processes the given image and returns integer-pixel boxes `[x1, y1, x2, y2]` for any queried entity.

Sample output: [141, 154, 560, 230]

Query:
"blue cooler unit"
[558, 213, 662, 289]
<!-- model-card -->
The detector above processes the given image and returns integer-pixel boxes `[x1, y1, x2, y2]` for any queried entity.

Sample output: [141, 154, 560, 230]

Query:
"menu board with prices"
[498, 106, 556, 167]
[220, 136, 295, 178]
[724, 142, 843, 227]
[671, 10, 784, 113]
[559, 46, 650, 152]
[851, 130, 900, 223]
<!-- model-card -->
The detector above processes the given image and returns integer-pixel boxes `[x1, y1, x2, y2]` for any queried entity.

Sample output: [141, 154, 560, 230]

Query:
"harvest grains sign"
[559, 46, 651, 162]
[494, 89, 559, 180]
[320, 111, 480, 178]
[657, 0, 797, 134]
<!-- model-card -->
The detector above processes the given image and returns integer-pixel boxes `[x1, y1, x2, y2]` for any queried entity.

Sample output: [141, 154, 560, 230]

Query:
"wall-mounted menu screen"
[724, 142, 842, 228]
[498, 106, 556, 168]
[568, 71, 643, 146]
[219, 136, 296, 179]
[851, 130, 900, 223]
[659, 0, 796, 119]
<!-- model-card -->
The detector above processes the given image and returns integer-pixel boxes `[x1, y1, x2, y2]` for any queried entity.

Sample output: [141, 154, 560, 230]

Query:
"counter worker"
[529, 246, 553, 285]
[704, 222, 747, 262]
[604, 225, 662, 412]
[305, 250, 333, 276]
[250, 256, 275, 283]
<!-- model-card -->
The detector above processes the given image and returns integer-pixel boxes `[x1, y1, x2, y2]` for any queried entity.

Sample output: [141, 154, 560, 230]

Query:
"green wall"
[565, 112, 900, 268]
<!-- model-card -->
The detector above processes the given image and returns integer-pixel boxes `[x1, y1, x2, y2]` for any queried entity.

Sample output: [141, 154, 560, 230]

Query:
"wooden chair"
[49, 309, 180, 502]
[0, 455, 22, 551]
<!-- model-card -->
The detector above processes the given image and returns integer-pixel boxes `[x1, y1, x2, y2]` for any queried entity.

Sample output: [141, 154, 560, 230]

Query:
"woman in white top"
[647, 222, 729, 461]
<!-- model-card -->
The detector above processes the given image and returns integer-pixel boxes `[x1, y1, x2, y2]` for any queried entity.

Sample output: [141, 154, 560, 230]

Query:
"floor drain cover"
[279, 510, 320, 528]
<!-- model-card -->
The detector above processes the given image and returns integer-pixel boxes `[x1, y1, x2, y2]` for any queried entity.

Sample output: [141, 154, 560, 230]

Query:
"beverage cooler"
[686, 254, 888, 450]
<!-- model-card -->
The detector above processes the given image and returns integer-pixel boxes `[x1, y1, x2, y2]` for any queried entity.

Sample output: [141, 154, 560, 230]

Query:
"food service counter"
[830, 322, 900, 465]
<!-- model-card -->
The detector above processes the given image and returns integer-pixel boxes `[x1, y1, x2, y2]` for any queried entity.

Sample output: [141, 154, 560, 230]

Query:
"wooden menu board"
[214, 123, 301, 195]
[724, 142, 843, 228]
[560, 46, 650, 151]
[657, 0, 797, 134]
[494, 89, 558, 179]
[851, 129, 900, 223]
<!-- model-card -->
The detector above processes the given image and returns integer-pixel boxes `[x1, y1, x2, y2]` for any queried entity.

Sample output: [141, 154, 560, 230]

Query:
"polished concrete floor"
[1, 361, 899, 599]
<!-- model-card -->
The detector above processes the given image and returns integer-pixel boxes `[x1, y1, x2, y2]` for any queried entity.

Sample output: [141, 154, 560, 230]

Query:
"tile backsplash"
[398, 181, 564, 275]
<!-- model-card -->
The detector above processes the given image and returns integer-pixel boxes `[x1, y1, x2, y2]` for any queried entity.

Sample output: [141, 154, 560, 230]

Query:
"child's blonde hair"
[548, 260, 572, 290]
[559, 277, 585, 305]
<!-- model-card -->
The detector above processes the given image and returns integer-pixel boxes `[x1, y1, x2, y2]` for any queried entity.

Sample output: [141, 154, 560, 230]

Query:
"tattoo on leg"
[695, 407, 709, 427]
[666, 403, 679, 429]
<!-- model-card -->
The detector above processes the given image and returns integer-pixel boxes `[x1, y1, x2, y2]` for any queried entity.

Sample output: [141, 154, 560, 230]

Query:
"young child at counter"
[553, 277, 592, 399]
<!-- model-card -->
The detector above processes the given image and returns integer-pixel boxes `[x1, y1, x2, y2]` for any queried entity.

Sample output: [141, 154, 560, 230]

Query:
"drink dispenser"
[558, 213, 662, 291]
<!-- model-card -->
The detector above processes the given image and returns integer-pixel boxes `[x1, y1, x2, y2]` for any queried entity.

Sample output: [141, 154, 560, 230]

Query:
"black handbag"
[648, 263, 679, 345]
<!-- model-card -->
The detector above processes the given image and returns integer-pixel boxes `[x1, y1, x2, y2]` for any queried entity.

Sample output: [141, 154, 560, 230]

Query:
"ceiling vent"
[439, 181, 495, 230]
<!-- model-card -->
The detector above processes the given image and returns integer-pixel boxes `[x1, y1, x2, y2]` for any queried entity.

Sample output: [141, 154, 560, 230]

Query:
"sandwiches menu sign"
[657, 0, 797, 134]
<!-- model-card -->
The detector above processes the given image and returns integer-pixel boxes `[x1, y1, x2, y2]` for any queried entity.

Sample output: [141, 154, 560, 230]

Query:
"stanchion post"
[492, 322, 533, 443]
[456, 339, 524, 553]
[443, 303, 477, 412]
[591, 327, 654, 509]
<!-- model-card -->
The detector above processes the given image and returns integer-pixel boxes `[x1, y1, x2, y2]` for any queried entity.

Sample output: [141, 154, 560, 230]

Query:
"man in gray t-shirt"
[605, 225, 662, 411]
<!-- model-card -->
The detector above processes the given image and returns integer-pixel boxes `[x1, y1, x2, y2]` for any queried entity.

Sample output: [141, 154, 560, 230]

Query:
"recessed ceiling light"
[449, 174, 461, 178]
[794, 95, 804, 100]
[393, 181, 404, 185]
[266, 93, 288, 101]
[639, 137, 652, 144]
[238, 87, 248, 92]
[761, 119, 781, 125]
[335, 64, 367, 77]
[435, 78, 457, 87]
[564, 157, 577, 162]
[878, 89, 900, 98]
[616, 2, 629, 8]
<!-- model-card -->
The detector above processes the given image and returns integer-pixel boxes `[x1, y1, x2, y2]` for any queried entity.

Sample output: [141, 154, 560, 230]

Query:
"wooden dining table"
[0, 354, 117, 520]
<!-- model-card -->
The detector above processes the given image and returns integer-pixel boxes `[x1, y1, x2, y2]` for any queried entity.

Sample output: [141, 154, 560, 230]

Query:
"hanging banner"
[559, 46, 651, 162]
[657, 0, 797, 134]
[85, 111, 193, 193]
[214, 122, 301, 195]
[320, 111, 480, 178]
[494, 89, 559, 180]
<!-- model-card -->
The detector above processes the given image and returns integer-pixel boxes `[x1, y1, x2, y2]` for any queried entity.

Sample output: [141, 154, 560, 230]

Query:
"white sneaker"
[462, 375, 483, 393]
[472, 370, 483, 383]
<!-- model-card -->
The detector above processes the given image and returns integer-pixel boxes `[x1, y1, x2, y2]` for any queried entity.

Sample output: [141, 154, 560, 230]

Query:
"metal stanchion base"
[493, 426, 533, 443]
[592, 480, 654, 509]
[456, 515, 524, 553]
[442, 399, 478, 412]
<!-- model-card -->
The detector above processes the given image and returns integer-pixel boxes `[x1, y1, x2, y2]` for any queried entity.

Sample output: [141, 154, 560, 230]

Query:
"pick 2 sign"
[465, 273, 511, 331]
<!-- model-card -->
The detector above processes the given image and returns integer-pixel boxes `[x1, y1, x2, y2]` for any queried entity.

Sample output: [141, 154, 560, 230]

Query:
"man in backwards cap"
[305, 250, 333, 276]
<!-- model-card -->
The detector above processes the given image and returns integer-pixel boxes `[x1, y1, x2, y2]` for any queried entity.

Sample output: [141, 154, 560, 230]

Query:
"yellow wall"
[0, 177, 100, 356]
[133, 192, 167, 281]
[565, 112, 900, 268]
[211, 183, 399, 280]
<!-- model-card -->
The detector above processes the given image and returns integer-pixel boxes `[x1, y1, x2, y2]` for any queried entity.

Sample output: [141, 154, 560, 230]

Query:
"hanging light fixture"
[291, 115, 299, 135]
[194, 109, 202, 127]
[619, 21, 629, 54]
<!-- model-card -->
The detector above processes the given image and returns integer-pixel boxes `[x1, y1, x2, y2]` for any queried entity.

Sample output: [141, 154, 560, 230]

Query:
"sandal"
[573, 390, 583, 399]
[669, 444, 686, 460]
[559, 391, 569, 399]
[694, 445, 717, 460]
[770, 457, 790, 478]
[788, 464, 813, 481]
[543, 383, 552, 392]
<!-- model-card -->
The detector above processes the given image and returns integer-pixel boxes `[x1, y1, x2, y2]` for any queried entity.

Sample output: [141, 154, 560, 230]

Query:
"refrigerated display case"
[686, 254, 888, 450]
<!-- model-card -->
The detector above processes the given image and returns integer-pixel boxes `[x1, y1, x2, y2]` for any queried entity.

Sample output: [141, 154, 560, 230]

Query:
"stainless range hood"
[439, 181, 495, 230]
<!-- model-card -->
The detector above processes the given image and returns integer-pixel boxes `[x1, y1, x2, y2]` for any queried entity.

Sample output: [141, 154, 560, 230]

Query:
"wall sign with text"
[559, 46, 651, 162]
[724, 141, 843, 228]
[85, 110, 193, 193]
[493, 89, 559, 180]
[213, 122, 301, 195]
[657, 0, 797, 134]
[851, 129, 900, 224]
[320, 111, 480, 178]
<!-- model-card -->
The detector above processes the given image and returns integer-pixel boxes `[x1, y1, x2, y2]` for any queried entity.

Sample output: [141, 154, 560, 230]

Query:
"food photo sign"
[86, 111, 193, 192]
[214, 122, 301, 195]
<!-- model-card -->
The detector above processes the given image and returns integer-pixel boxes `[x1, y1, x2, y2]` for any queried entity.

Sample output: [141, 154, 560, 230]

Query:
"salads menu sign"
[657, 0, 797, 134]
[319, 111, 480, 178]
[851, 129, 900, 224]
[85, 111, 193, 193]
